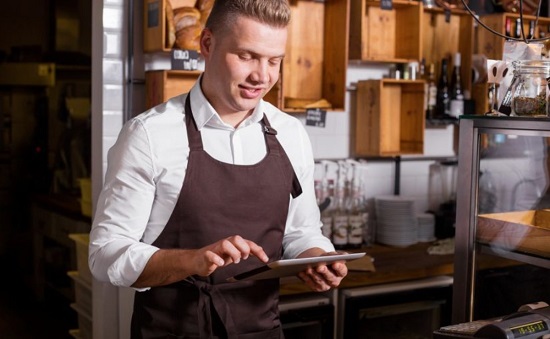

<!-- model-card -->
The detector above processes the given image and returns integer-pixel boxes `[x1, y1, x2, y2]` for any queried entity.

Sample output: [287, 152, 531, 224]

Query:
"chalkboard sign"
[171, 49, 200, 71]
[305, 108, 327, 128]
[380, 0, 393, 10]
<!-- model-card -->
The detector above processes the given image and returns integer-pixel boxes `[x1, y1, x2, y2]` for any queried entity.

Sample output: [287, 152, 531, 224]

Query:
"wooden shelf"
[477, 12, 550, 60]
[353, 79, 426, 156]
[145, 70, 201, 109]
[349, 0, 423, 62]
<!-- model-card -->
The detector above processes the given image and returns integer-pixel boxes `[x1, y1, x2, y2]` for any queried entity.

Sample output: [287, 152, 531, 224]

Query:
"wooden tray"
[477, 210, 550, 258]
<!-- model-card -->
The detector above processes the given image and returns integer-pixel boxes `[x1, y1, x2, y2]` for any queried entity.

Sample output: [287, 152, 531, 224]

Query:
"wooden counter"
[280, 242, 520, 295]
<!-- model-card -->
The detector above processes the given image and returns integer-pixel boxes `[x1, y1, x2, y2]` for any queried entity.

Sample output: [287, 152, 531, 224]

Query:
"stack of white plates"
[375, 195, 418, 247]
[417, 213, 436, 242]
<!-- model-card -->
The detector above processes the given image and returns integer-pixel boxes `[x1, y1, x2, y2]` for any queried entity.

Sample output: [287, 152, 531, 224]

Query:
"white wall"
[91, 0, 127, 338]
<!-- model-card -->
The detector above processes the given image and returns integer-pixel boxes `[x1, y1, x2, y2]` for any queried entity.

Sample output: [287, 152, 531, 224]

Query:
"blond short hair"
[205, 0, 291, 33]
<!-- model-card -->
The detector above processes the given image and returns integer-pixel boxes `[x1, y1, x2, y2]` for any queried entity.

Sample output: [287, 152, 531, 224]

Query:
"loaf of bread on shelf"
[196, 0, 214, 26]
[165, 0, 176, 48]
[164, 0, 212, 51]
[169, 6, 201, 50]
[173, 6, 201, 31]
[175, 23, 202, 50]
[195, 0, 213, 11]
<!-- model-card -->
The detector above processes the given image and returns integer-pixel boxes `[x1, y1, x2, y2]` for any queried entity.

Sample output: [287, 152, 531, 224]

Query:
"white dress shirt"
[89, 80, 334, 288]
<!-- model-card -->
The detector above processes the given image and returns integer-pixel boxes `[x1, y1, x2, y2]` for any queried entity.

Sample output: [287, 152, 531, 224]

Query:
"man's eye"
[269, 59, 282, 66]
[239, 54, 252, 61]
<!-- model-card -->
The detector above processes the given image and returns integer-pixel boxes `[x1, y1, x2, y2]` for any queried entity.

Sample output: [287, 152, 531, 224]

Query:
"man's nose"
[250, 61, 269, 83]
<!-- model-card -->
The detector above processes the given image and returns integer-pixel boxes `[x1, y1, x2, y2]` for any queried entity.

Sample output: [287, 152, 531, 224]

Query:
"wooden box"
[349, 0, 423, 63]
[143, 0, 199, 53]
[353, 79, 425, 156]
[273, 0, 349, 112]
[422, 7, 474, 95]
[145, 70, 201, 109]
[477, 210, 550, 259]
[476, 13, 550, 60]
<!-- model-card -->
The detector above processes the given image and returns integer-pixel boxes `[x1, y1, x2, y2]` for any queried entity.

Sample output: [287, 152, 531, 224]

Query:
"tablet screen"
[227, 252, 366, 282]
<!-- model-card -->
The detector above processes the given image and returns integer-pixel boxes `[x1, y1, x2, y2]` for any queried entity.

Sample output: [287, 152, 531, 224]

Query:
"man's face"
[200, 15, 287, 117]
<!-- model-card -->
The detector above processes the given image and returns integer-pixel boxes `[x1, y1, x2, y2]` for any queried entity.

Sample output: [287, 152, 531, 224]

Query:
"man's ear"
[200, 28, 213, 56]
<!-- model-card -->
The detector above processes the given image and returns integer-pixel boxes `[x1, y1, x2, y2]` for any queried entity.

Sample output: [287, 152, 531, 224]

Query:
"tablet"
[227, 252, 366, 282]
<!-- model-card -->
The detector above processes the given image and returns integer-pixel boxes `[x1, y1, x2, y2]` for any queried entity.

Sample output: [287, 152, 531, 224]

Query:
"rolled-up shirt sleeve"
[89, 118, 160, 288]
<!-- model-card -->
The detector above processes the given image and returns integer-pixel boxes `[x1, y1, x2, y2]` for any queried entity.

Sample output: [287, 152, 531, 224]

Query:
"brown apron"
[131, 95, 302, 339]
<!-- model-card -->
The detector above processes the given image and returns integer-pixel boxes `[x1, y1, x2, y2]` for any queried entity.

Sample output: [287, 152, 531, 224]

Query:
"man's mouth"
[239, 85, 263, 98]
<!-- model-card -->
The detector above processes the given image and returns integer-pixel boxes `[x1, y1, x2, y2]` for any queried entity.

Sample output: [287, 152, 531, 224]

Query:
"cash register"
[434, 302, 550, 339]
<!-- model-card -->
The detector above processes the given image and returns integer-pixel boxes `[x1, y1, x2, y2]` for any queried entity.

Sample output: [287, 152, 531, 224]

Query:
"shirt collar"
[188, 76, 265, 131]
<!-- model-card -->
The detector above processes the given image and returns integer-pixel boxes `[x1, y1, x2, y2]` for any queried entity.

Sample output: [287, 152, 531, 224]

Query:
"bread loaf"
[175, 23, 202, 50]
[195, 0, 214, 12]
[173, 7, 201, 32]
[165, 0, 176, 48]
[195, 0, 214, 26]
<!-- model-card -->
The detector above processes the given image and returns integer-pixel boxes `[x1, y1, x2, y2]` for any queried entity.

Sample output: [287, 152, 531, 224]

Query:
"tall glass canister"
[511, 60, 550, 117]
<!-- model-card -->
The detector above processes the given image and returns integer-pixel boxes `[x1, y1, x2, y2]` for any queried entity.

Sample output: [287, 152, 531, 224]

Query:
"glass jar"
[511, 60, 550, 117]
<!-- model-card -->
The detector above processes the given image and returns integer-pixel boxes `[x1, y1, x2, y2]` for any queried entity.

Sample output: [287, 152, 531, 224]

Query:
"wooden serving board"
[477, 210, 550, 258]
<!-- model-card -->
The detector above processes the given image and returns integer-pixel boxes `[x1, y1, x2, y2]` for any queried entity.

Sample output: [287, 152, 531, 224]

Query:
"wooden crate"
[477, 210, 550, 259]
[422, 7, 474, 95]
[274, 0, 349, 112]
[349, 0, 423, 63]
[353, 79, 425, 156]
[145, 70, 201, 109]
[476, 13, 550, 60]
[143, 0, 199, 53]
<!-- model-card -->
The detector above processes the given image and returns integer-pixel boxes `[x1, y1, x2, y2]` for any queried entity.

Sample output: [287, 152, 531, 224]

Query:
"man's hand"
[192, 235, 269, 276]
[132, 235, 268, 288]
[296, 249, 348, 292]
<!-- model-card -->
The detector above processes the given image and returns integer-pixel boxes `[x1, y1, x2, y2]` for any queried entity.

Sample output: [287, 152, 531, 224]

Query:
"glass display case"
[453, 116, 550, 324]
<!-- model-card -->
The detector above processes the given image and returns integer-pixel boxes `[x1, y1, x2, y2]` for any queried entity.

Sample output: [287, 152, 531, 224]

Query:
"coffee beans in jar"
[511, 60, 550, 117]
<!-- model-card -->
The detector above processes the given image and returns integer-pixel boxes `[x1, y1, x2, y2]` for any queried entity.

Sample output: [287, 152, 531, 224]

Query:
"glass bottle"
[436, 58, 450, 118]
[320, 179, 334, 240]
[426, 63, 437, 120]
[332, 162, 349, 250]
[450, 53, 464, 118]
[505, 17, 512, 39]
[332, 185, 349, 250]
[528, 20, 535, 40]
[515, 18, 522, 39]
[346, 163, 364, 249]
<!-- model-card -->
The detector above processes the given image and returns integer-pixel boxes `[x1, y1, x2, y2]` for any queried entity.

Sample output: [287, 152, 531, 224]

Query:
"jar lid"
[512, 60, 550, 75]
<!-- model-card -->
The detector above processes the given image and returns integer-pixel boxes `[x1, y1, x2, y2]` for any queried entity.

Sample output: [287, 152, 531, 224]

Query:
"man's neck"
[219, 110, 252, 128]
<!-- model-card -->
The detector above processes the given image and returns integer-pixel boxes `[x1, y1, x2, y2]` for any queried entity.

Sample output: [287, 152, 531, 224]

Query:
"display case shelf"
[479, 244, 550, 269]
[453, 115, 550, 323]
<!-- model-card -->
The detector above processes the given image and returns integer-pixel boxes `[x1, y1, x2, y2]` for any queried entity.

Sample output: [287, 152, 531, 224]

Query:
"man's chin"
[235, 98, 262, 112]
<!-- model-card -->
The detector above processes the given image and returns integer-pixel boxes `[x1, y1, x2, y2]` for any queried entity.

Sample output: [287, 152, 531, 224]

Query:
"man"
[89, 0, 348, 337]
